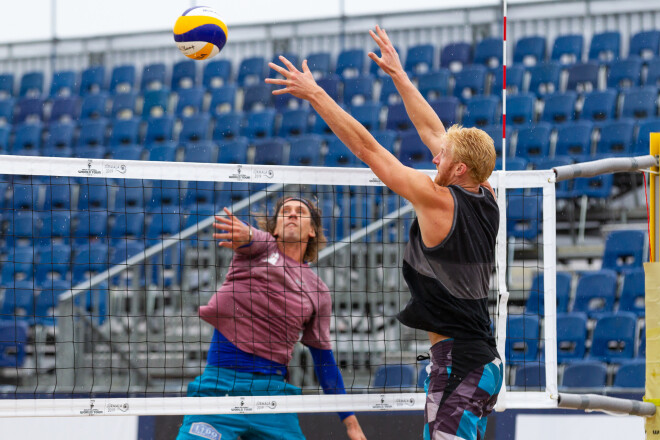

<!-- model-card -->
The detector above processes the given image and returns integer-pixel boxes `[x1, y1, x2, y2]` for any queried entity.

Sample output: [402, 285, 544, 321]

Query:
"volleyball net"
[0, 152, 567, 417]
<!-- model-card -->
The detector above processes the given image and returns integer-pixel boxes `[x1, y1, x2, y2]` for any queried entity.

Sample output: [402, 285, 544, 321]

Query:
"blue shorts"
[176, 366, 306, 440]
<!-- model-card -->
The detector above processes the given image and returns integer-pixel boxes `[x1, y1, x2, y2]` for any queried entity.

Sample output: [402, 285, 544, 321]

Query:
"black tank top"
[397, 185, 499, 345]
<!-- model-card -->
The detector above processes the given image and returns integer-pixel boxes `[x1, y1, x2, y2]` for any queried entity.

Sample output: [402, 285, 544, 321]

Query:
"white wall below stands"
[0, 416, 138, 439]
[515, 414, 644, 439]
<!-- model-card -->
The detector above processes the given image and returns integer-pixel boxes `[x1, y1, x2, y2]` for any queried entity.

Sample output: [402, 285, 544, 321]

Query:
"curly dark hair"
[257, 196, 327, 263]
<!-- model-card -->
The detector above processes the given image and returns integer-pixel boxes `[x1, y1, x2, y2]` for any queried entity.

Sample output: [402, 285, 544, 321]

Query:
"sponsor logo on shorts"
[190, 422, 221, 440]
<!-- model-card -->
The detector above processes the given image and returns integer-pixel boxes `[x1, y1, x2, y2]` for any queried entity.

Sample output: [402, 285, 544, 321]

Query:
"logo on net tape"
[253, 169, 275, 179]
[230, 396, 253, 413]
[104, 163, 127, 175]
[255, 399, 278, 410]
[105, 402, 129, 413]
[80, 399, 104, 416]
[370, 394, 393, 410]
[228, 165, 251, 181]
[78, 159, 103, 176]
[394, 397, 416, 407]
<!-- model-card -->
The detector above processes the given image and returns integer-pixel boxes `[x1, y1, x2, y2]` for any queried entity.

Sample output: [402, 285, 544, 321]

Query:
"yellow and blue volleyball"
[173, 6, 228, 60]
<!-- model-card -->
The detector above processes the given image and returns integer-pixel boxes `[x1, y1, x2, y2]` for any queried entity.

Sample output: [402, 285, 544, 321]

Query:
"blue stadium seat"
[110, 91, 138, 119]
[540, 92, 577, 124]
[594, 119, 635, 158]
[109, 65, 136, 94]
[324, 136, 357, 167]
[494, 64, 524, 95]
[634, 118, 660, 155]
[253, 137, 287, 165]
[183, 141, 218, 163]
[405, 44, 435, 75]
[148, 143, 177, 162]
[0, 321, 28, 367]
[629, 30, 660, 60]
[175, 87, 205, 116]
[114, 179, 146, 209]
[514, 36, 547, 66]
[142, 89, 170, 119]
[572, 174, 614, 200]
[12, 122, 43, 153]
[4, 210, 36, 247]
[602, 230, 646, 273]
[607, 58, 643, 89]
[72, 243, 110, 284]
[179, 113, 211, 144]
[495, 157, 528, 171]
[373, 364, 416, 388]
[183, 181, 215, 210]
[213, 111, 244, 140]
[343, 74, 374, 105]
[613, 359, 645, 388]
[203, 59, 232, 89]
[473, 37, 502, 70]
[147, 180, 181, 208]
[316, 74, 341, 102]
[278, 108, 310, 137]
[514, 363, 546, 389]
[141, 63, 167, 91]
[0, 98, 13, 125]
[109, 142, 143, 159]
[572, 269, 618, 317]
[14, 97, 44, 124]
[288, 134, 323, 166]
[78, 179, 109, 211]
[483, 125, 503, 157]
[36, 211, 72, 248]
[590, 312, 637, 362]
[49, 96, 79, 123]
[242, 84, 272, 111]
[108, 117, 140, 147]
[561, 361, 607, 389]
[621, 86, 658, 120]
[307, 52, 332, 79]
[506, 93, 536, 127]
[0, 73, 14, 98]
[453, 65, 487, 102]
[525, 271, 573, 315]
[556, 313, 588, 362]
[42, 121, 74, 157]
[336, 49, 365, 78]
[76, 119, 107, 150]
[238, 56, 266, 87]
[171, 60, 197, 91]
[440, 42, 472, 72]
[0, 125, 9, 152]
[110, 211, 145, 246]
[146, 205, 181, 240]
[579, 89, 618, 122]
[242, 109, 276, 139]
[417, 70, 450, 100]
[35, 245, 71, 284]
[506, 194, 542, 241]
[79, 66, 105, 95]
[373, 130, 396, 153]
[42, 176, 74, 210]
[19, 71, 44, 97]
[385, 103, 413, 133]
[505, 315, 540, 363]
[350, 103, 381, 132]
[73, 211, 109, 244]
[217, 137, 249, 164]
[268, 53, 299, 79]
[209, 84, 237, 116]
[0, 246, 34, 285]
[80, 93, 109, 120]
[429, 97, 459, 128]
[551, 34, 583, 65]
[646, 58, 660, 87]
[565, 62, 600, 93]
[462, 96, 499, 128]
[588, 31, 620, 64]
[398, 131, 433, 167]
[34, 279, 69, 326]
[554, 120, 593, 160]
[49, 70, 77, 98]
[144, 116, 174, 145]
[619, 268, 645, 317]
[528, 62, 561, 97]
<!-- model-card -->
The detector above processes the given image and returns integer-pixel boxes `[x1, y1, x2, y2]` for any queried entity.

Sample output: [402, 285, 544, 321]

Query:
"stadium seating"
[588, 31, 620, 63]
[514, 363, 546, 389]
[109, 65, 136, 94]
[373, 364, 416, 388]
[528, 62, 561, 96]
[404, 44, 435, 75]
[453, 65, 487, 101]
[524, 272, 573, 315]
[572, 269, 618, 317]
[171, 60, 197, 91]
[566, 62, 600, 93]
[589, 312, 637, 362]
[594, 119, 635, 158]
[601, 230, 646, 273]
[619, 268, 645, 317]
[440, 42, 472, 71]
[607, 58, 643, 89]
[513, 36, 547, 66]
[506, 93, 535, 127]
[506, 315, 540, 362]
[561, 361, 607, 388]
[629, 30, 660, 59]
[336, 49, 365, 78]
[203, 59, 232, 89]
[461, 96, 499, 127]
[613, 359, 645, 388]
[556, 313, 588, 362]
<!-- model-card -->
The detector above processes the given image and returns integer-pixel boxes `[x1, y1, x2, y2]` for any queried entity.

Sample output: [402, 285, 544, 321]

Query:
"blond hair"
[256, 196, 327, 263]
[443, 124, 496, 183]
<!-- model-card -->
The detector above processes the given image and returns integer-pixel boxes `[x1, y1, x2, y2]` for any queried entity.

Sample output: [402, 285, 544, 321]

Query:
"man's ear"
[308, 226, 317, 239]
[455, 162, 468, 176]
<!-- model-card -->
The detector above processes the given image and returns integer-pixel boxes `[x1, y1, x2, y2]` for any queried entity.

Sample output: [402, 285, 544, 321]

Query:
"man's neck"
[448, 177, 481, 194]
[277, 241, 307, 263]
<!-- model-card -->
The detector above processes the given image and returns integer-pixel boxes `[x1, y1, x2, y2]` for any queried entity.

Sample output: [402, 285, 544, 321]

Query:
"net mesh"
[0, 155, 556, 415]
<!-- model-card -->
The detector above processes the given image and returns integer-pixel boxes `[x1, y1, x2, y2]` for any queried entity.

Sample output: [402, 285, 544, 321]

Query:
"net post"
[646, 133, 660, 439]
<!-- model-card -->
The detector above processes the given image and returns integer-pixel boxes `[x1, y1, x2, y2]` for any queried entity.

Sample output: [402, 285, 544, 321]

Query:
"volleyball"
[173, 6, 228, 60]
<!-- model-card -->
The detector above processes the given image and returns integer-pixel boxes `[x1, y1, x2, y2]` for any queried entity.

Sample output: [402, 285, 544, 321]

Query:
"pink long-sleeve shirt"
[199, 228, 333, 365]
